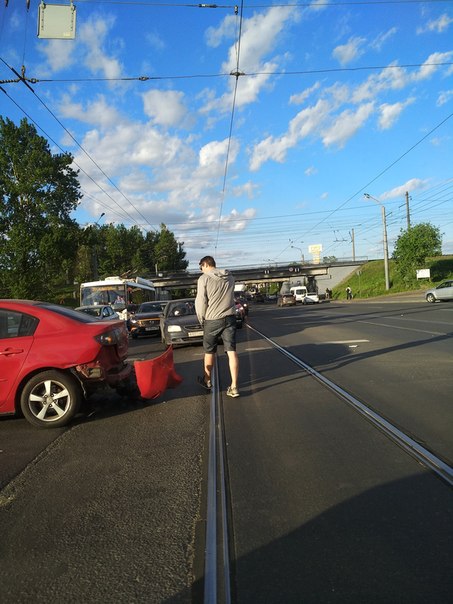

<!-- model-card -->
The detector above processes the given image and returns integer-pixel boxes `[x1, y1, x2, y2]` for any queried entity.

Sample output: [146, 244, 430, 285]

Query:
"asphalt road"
[1, 299, 452, 602]
[221, 299, 453, 603]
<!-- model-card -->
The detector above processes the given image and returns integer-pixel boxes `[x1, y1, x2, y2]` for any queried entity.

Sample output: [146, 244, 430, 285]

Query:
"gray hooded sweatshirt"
[195, 268, 235, 323]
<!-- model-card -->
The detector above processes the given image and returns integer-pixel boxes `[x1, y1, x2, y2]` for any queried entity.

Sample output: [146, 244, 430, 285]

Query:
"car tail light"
[95, 326, 124, 346]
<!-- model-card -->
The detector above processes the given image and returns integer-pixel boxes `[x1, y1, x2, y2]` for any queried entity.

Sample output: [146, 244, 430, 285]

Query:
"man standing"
[195, 256, 239, 397]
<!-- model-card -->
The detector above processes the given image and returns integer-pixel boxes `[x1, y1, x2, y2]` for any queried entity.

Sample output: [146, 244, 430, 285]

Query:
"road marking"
[359, 320, 447, 336]
[315, 339, 369, 345]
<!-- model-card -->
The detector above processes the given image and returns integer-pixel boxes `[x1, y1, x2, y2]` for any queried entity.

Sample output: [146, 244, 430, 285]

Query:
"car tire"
[20, 370, 82, 429]
[426, 293, 436, 303]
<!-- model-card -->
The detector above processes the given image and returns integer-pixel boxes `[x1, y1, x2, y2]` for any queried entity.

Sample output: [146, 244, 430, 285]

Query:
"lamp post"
[290, 240, 305, 263]
[364, 193, 390, 290]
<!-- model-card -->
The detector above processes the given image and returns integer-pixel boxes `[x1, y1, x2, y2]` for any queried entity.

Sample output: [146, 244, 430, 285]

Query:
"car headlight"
[168, 325, 182, 333]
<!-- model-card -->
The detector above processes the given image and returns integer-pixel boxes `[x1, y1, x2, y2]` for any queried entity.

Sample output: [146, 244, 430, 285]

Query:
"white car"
[303, 292, 320, 304]
[75, 305, 120, 320]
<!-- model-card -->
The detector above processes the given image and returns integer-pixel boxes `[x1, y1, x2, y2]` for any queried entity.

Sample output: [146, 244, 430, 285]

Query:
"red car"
[0, 300, 132, 428]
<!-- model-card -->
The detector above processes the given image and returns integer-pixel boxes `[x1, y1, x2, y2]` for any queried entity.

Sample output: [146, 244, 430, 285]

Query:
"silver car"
[425, 280, 453, 303]
[160, 298, 204, 347]
[75, 305, 120, 320]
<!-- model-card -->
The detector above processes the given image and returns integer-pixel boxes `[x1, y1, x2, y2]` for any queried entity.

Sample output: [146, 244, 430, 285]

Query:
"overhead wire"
[1, 1, 452, 259]
[214, 0, 244, 254]
[0, 84, 149, 230]
[0, 57, 159, 233]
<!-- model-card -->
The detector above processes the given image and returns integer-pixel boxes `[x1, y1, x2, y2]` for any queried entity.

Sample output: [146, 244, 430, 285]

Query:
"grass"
[332, 255, 453, 300]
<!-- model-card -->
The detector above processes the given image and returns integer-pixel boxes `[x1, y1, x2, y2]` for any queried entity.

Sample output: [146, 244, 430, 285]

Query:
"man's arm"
[195, 276, 207, 323]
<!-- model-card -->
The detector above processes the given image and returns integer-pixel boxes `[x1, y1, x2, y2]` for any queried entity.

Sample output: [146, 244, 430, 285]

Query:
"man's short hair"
[199, 255, 216, 268]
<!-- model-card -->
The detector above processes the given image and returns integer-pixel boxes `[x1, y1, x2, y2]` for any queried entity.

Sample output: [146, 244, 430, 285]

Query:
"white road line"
[358, 320, 447, 336]
[315, 339, 370, 345]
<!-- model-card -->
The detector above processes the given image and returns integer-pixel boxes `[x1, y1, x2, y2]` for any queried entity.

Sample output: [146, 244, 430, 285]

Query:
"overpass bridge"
[153, 258, 368, 293]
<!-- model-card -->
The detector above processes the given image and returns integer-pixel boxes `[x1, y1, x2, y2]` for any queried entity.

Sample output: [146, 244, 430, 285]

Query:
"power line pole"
[405, 191, 411, 229]
[350, 228, 356, 261]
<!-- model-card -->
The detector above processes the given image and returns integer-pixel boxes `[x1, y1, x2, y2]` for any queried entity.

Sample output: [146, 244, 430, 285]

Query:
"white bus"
[80, 276, 167, 320]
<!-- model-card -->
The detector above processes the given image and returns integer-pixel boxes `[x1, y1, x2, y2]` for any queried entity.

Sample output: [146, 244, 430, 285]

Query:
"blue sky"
[1, 0, 452, 269]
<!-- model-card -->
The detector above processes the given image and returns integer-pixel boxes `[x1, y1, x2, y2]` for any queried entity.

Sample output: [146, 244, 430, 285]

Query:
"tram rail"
[202, 322, 453, 601]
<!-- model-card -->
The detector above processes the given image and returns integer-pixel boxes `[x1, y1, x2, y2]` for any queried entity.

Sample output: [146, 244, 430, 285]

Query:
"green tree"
[153, 224, 188, 274]
[0, 117, 81, 299]
[392, 223, 442, 283]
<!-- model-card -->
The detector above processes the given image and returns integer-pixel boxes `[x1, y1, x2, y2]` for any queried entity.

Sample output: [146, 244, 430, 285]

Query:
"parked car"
[129, 301, 167, 339]
[0, 300, 132, 428]
[160, 299, 204, 347]
[303, 292, 320, 304]
[277, 292, 296, 307]
[75, 304, 120, 320]
[425, 280, 453, 303]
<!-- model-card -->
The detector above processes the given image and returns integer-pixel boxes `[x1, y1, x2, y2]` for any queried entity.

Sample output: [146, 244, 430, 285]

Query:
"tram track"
[202, 322, 453, 601]
[248, 324, 453, 488]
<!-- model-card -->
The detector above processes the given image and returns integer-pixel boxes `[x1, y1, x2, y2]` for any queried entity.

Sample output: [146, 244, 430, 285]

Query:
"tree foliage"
[392, 223, 442, 282]
[0, 117, 81, 299]
[1, 117, 188, 300]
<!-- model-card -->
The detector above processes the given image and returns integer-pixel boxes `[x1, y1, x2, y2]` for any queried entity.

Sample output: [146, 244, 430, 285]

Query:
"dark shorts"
[203, 315, 236, 353]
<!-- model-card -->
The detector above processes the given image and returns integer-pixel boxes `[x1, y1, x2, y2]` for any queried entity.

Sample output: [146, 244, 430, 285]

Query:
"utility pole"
[364, 194, 390, 291]
[350, 228, 356, 262]
[405, 191, 411, 229]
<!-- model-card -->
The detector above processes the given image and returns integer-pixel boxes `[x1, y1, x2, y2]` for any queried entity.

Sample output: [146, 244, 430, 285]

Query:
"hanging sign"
[37, 2, 77, 39]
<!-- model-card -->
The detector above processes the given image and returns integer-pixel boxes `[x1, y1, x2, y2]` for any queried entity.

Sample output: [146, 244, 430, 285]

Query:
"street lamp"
[364, 193, 390, 290]
[95, 212, 105, 226]
[290, 240, 305, 263]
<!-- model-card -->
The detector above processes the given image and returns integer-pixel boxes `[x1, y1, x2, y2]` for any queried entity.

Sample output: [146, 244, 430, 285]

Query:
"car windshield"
[168, 301, 196, 317]
[139, 303, 164, 313]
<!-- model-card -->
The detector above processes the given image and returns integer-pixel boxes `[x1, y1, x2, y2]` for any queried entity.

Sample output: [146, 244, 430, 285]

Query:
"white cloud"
[305, 166, 317, 176]
[199, 138, 239, 171]
[332, 36, 366, 66]
[437, 90, 453, 106]
[322, 102, 374, 148]
[205, 14, 237, 48]
[370, 27, 398, 52]
[289, 82, 321, 105]
[380, 179, 428, 200]
[37, 15, 122, 78]
[411, 51, 453, 82]
[37, 39, 76, 73]
[145, 31, 166, 51]
[417, 14, 453, 34]
[58, 94, 122, 129]
[201, 6, 299, 114]
[249, 99, 331, 170]
[142, 90, 188, 127]
[378, 98, 415, 129]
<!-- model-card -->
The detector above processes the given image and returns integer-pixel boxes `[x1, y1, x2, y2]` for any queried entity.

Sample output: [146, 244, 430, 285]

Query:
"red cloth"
[134, 346, 183, 399]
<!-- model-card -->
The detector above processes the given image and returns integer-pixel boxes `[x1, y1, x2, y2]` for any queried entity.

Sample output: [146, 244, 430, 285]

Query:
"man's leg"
[226, 350, 239, 389]
[204, 352, 215, 384]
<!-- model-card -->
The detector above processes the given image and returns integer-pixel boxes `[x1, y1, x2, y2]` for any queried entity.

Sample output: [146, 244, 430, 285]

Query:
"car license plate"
[189, 330, 203, 337]
[145, 326, 158, 331]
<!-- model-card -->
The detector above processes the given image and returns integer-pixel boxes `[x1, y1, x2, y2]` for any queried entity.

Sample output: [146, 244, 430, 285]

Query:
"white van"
[290, 286, 308, 302]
